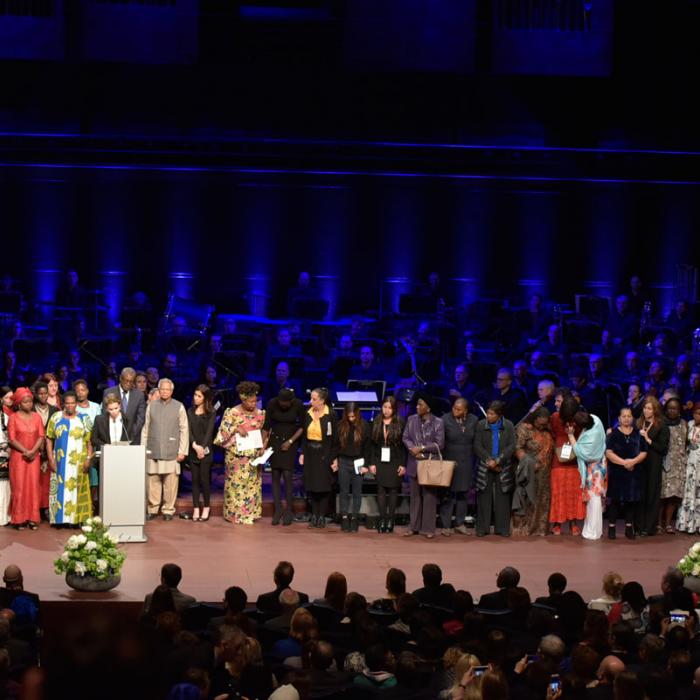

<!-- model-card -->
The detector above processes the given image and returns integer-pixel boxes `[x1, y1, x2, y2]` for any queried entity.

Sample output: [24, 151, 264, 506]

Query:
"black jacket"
[91, 413, 132, 450]
[474, 418, 516, 493]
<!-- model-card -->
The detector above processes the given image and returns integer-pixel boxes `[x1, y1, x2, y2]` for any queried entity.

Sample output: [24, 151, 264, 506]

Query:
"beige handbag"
[417, 448, 456, 487]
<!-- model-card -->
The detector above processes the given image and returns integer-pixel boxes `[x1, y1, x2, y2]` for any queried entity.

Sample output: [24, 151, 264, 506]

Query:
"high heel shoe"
[201, 508, 210, 522]
[192, 508, 200, 522]
[282, 511, 293, 526]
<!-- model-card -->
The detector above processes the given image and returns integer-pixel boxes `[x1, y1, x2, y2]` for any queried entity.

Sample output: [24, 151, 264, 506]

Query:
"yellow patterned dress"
[214, 405, 265, 524]
[46, 412, 93, 525]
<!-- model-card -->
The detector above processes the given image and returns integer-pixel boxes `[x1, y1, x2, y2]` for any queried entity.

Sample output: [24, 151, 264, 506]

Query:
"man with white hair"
[141, 378, 188, 521]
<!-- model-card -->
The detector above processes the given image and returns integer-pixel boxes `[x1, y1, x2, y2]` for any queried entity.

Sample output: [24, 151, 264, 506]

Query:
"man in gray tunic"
[141, 378, 188, 520]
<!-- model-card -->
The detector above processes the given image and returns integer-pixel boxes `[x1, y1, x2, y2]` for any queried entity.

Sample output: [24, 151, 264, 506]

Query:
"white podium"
[99, 444, 148, 543]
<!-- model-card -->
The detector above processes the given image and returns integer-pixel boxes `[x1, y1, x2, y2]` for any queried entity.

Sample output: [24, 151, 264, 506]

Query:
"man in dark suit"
[256, 561, 309, 616]
[262, 589, 301, 635]
[103, 366, 146, 440]
[143, 563, 196, 614]
[478, 566, 520, 610]
[92, 394, 132, 449]
[534, 572, 567, 612]
[412, 564, 455, 610]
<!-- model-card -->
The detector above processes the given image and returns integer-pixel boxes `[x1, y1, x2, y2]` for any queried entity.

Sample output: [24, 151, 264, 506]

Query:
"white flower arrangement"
[54, 518, 126, 580]
[677, 542, 700, 576]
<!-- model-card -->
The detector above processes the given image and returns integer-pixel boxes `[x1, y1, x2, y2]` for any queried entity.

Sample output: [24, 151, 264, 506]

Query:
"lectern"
[99, 444, 147, 543]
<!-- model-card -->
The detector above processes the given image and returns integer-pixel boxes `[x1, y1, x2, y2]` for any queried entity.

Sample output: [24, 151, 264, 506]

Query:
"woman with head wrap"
[6, 387, 45, 530]
[214, 381, 266, 524]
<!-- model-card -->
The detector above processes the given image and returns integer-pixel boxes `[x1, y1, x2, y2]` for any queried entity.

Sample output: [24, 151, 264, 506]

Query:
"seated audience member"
[305, 640, 351, 695]
[270, 608, 318, 661]
[264, 328, 301, 372]
[266, 361, 302, 403]
[372, 568, 407, 613]
[207, 586, 250, 638]
[446, 364, 477, 404]
[478, 567, 521, 610]
[412, 564, 456, 610]
[140, 584, 177, 627]
[478, 368, 528, 423]
[589, 572, 625, 615]
[534, 572, 567, 612]
[256, 561, 309, 616]
[607, 295, 638, 347]
[648, 567, 694, 613]
[312, 572, 348, 616]
[353, 643, 397, 691]
[210, 625, 274, 700]
[513, 359, 538, 404]
[0, 615, 33, 680]
[348, 345, 383, 381]
[0, 566, 40, 637]
[143, 563, 196, 615]
[262, 589, 301, 635]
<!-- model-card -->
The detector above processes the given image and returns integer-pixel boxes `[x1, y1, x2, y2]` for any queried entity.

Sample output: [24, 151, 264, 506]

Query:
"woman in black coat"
[369, 396, 406, 534]
[474, 400, 516, 537]
[439, 397, 477, 535]
[636, 396, 670, 536]
[299, 387, 338, 528]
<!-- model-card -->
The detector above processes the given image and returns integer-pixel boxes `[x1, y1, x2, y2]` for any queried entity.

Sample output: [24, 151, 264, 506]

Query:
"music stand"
[346, 380, 386, 404]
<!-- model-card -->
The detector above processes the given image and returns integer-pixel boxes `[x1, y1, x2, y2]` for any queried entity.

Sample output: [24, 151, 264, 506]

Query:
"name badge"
[327, 422, 332, 436]
[354, 457, 364, 474]
[560, 443, 573, 460]
[381, 447, 391, 462]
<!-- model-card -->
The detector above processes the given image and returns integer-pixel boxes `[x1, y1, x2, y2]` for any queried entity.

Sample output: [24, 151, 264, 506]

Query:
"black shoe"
[272, 510, 281, 526]
[146, 513, 158, 521]
[625, 524, 635, 539]
[608, 525, 616, 540]
[27, 521, 38, 530]
[341, 515, 350, 532]
[318, 516, 326, 528]
[282, 511, 293, 526]
[386, 519, 394, 533]
[350, 516, 359, 532]
[308, 515, 317, 528]
[163, 514, 173, 521]
[179, 512, 192, 520]
[377, 518, 385, 533]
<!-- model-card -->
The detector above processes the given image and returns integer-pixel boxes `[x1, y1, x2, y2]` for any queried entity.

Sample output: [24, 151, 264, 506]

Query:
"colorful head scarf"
[13, 387, 33, 406]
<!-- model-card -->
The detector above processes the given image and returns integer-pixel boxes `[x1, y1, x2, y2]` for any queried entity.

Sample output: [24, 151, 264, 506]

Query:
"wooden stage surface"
[0, 518, 695, 607]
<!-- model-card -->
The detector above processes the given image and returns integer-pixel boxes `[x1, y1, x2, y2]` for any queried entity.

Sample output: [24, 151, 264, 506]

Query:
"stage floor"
[0, 519, 694, 606]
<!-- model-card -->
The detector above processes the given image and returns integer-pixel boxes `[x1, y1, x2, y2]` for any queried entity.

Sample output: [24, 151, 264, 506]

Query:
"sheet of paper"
[252, 446, 274, 467]
[353, 457, 365, 474]
[236, 429, 263, 452]
[381, 447, 391, 462]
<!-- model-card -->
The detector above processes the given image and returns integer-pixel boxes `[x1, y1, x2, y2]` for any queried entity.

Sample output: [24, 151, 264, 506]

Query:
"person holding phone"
[636, 396, 670, 536]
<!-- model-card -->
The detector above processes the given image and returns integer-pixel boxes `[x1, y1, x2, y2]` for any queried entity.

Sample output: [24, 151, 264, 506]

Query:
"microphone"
[187, 338, 201, 352]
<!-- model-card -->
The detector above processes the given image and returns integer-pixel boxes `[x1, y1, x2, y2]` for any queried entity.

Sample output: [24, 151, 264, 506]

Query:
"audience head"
[309, 640, 334, 671]
[290, 608, 317, 643]
[343, 592, 367, 620]
[160, 563, 183, 588]
[601, 572, 624, 599]
[274, 561, 295, 589]
[386, 568, 407, 598]
[598, 655, 626, 684]
[421, 563, 443, 588]
[548, 572, 567, 595]
[2, 565, 23, 590]
[223, 586, 247, 614]
[538, 634, 565, 666]
[149, 584, 176, 617]
[323, 572, 347, 612]
[279, 588, 301, 613]
[496, 566, 520, 590]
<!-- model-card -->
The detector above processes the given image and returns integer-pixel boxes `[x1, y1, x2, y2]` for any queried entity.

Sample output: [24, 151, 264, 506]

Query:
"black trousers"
[338, 458, 363, 515]
[309, 492, 329, 518]
[476, 471, 511, 536]
[607, 499, 637, 527]
[440, 490, 469, 529]
[191, 457, 212, 507]
[272, 469, 294, 514]
[377, 485, 398, 520]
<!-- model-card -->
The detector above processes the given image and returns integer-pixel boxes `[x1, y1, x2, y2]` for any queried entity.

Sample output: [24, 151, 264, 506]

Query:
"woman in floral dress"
[659, 397, 687, 533]
[676, 404, 700, 534]
[513, 407, 554, 536]
[214, 381, 265, 524]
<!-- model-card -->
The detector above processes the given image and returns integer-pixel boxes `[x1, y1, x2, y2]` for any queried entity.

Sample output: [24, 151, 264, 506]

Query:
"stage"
[0, 518, 694, 608]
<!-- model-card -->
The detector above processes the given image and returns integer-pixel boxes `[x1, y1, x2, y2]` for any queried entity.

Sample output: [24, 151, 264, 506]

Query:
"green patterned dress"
[46, 412, 93, 525]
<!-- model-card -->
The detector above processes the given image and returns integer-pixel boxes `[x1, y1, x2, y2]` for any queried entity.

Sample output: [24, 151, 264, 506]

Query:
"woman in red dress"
[7, 387, 45, 530]
[548, 390, 585, 535]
